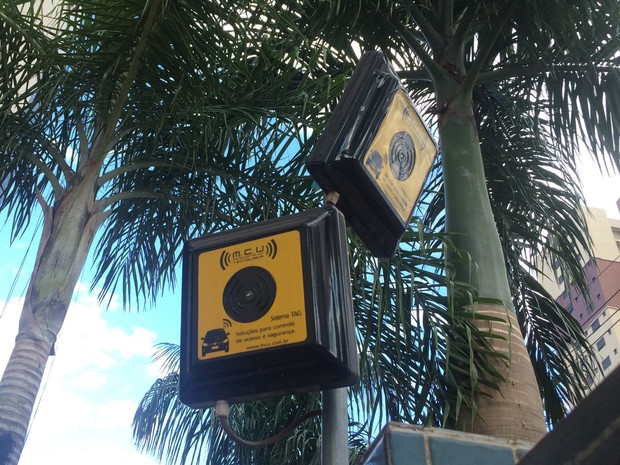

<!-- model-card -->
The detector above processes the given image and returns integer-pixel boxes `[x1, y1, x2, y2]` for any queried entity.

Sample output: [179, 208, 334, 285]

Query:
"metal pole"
[321, 387, 349, 465]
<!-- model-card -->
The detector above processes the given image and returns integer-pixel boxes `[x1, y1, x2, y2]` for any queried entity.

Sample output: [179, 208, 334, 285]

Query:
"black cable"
[583, 287, 620, 346]
[215, 401, 321, 448]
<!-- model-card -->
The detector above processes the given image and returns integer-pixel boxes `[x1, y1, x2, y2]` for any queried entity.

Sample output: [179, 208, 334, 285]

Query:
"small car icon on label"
[202, 328, 230, 356]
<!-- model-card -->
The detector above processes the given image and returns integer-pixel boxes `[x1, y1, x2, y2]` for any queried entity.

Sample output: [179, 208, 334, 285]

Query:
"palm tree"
[0, 1, 341, 463]
[131, 0, 619, 461]
[300, 0, 619, 441]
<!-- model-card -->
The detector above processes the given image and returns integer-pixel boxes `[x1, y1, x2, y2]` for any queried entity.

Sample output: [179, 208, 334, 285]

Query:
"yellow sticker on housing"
[362, 89, 438, 223]
[196, 230, 307, 360]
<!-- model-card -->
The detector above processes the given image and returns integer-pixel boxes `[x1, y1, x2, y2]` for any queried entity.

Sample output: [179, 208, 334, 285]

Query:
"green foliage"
[312, 0, 616, 425]
[295, 0, 617, 332]
[132, 0, 615, 459]
[0, 0, 346, 308]
[133, 344, 326, 465]
[2, 0, 617, 462]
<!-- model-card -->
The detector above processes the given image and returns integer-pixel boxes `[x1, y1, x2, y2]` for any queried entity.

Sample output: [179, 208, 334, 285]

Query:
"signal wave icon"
[222, 318, 232, 328]
[220, 250, 232, 270]
[264, 239, 277, 259]
[219, 239, 278, 269]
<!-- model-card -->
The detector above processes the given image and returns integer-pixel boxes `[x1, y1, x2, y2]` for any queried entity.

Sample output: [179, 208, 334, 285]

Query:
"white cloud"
[94, 399, 141, 432]
[578, 154, 620, 219]
[112, 326, 159, 359]
[145, 353, 171, 380]
[0, 287, 161, 465]
[44, 285, 156, 383]
[71, 368, 108, 390]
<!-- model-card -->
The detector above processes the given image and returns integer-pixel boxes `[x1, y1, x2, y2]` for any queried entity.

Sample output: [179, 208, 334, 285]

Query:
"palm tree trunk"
[0, 170, 104, 464]
[439, 94, 513, 303]
[0, 328, 53, 465]
[459, 304, 546, 441]
[438, 91, 546, 442]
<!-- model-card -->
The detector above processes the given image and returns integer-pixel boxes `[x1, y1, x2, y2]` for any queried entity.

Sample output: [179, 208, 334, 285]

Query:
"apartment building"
[538, 201, 620, 383]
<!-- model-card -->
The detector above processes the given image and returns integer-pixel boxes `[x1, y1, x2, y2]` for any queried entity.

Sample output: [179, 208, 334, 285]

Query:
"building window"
[592, 318, 601, 332]
[596, 337, 606, 351]
[602, 356, 612, 371]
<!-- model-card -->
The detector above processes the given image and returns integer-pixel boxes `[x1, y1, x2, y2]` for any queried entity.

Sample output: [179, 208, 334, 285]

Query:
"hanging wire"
[562, 252, 620, 310]
[584, 288, 620, 349]
[25, 260, 87, 439]
[215, 400, 321, 448]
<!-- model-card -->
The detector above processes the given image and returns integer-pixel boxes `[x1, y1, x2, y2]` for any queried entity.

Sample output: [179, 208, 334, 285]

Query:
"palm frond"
[1, 0, 349, 308]
[489, 0, 620, 167]
[4, 0, 613, 460]
[134, 344, 325, 465]
[514, 274, 598, 427]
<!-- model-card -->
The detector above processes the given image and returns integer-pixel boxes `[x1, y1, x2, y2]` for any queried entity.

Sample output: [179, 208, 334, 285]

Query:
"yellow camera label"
[196, 230, 307, 360]
[363, 89, 438, 223]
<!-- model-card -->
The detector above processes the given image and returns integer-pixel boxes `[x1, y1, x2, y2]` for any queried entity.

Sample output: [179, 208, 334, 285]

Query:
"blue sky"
[0, 158, 618, 464]
[0, 211, 181, 464]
